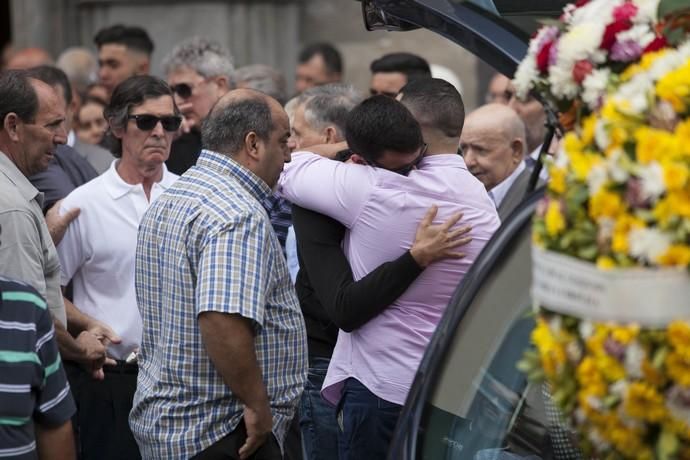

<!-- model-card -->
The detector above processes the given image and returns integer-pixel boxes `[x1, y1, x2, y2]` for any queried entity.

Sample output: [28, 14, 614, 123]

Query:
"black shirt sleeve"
[292, 205, 424, 333]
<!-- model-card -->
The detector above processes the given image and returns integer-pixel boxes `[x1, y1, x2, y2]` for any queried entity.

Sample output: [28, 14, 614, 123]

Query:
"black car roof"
[360, 0, 569, 76]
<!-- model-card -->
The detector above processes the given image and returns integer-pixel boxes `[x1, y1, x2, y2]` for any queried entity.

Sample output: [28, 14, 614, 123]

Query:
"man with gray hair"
[131, 88, 306, 459]
[163, 36, 234, 175]
[235, 64, 287, 105]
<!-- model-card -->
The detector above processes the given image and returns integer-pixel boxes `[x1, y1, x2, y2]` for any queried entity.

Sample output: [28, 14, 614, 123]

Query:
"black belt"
[104, 360, 138, 374]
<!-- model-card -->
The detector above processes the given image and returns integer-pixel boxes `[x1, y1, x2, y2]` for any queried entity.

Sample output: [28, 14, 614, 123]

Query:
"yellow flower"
[576, 356, 606, 392]
[597, 412, 648, 458]
[623, 381, 667, 422]
[656, 60, 690, 113]
[657, 244, 690, 267]
[589, 188, 624, 221]
[676, 119, 690, 158]
[595, 353, 626, 381]
[531, 318, 567, 379]
[635, 126, 680, 164]
[563, 131, 584, 155]
[596, 256, 616, 269]
[642, 358, 667, 387]
[621, 49, 669, 81]
[662, 160, 690, 191]
[653, 191, 690, 226]
[666, 350, 690, 386]
[611, 213, 644, 254]
[545, 201, 566, 237]
[611, 324, 639, 345]
[548, 167, 567, 194]
[669, 321, 690, 360]
[581, 115, 597, 146]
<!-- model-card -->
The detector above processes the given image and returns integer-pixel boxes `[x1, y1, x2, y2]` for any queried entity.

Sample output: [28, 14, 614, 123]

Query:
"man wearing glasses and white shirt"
[56, 75, 180, 460]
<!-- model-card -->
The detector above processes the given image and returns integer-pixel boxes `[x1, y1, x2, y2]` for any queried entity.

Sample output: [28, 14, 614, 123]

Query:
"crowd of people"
[0, 23, 550, 460]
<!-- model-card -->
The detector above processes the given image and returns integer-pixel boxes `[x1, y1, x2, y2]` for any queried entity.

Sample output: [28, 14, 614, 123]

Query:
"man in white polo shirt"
[56, 75, 180, 460]
[460, 103, 529, 220]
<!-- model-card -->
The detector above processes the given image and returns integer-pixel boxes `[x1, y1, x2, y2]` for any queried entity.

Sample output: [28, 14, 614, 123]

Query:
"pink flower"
[601, 20, 633, 51]
[612, 2, 638, 22]
[644, 36, 668, 53]
[537, 40, 555, 73]
[572, 60, 594, 84]
[575, 0, 590, 7]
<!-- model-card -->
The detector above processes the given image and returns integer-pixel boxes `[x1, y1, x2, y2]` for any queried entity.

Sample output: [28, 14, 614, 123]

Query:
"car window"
[413, 201, 581, 460]
[454, 0, 571, 37]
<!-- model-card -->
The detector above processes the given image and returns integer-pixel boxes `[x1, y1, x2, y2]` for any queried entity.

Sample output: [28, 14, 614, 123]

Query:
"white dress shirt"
[57, 161, 178, 359]
[488, 160, 526, 208]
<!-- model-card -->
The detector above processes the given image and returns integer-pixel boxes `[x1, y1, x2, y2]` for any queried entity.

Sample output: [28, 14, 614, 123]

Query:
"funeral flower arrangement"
[518, 1, 690, 459]
[513, 0, 667, 113]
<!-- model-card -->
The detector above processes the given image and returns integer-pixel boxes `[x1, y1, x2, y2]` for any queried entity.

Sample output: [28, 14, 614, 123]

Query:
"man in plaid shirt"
[130, 89, 307, 460]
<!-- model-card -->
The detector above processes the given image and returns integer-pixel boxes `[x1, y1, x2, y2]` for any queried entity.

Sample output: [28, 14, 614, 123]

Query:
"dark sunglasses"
[371, 143, 427, 176]
[128, 114, 182, 132]
[171, 83, 193, 99]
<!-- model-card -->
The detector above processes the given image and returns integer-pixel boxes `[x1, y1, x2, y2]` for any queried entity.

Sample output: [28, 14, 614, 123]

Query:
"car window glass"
[416, 221, 582, 459]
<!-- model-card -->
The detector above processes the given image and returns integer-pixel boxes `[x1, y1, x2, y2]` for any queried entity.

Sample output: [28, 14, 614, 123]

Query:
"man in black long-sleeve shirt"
[287, 85, 472, 460]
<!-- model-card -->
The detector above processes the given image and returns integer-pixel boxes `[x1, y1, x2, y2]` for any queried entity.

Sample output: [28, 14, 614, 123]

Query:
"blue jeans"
[337, 378, 402, 460]
[299, 356, 339, 460]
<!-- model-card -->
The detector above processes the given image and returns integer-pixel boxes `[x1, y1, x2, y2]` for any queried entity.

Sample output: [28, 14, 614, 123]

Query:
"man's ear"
[213, 76, 231, 94]
[511, 138, 525, 163]
[3, 113, 21, 142]
[245, 131, 260, 160]
[349, 153, 368, 165]
[136, 56, 150, 76]
[324, 126, 338, 144]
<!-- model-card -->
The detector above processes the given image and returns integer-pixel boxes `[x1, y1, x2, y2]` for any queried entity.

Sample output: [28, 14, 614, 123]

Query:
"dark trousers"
[66, 360, 141, 460]
[299, 356, 339, 460]
[337, 378, 402, 460]
[192, 420, 282, 460]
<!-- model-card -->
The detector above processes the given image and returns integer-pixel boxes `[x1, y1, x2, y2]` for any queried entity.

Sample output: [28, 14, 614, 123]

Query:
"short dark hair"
[399, 78, 465, 138]
[370, 52, 431, 82]
[0, 69, 39, 127]
[299, 43, 342, 75]
[345, 95, 422, 162]
[103, 75, 177, 157]
[94, 25, 154, 55]
[25, 65, 72, 106]
[202, 97, 274, 155]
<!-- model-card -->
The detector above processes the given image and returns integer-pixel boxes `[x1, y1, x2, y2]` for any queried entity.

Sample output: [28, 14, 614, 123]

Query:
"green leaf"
[656, 427, 680, 460]
[658, 0, 690, 19]
[653, 346, 669, 369]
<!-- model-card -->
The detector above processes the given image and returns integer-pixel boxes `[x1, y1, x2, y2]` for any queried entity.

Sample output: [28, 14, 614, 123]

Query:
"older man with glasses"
[55, 75, 180, 460]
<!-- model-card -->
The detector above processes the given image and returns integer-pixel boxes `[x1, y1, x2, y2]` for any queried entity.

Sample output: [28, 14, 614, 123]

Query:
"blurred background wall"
[2, 0, 496, 110]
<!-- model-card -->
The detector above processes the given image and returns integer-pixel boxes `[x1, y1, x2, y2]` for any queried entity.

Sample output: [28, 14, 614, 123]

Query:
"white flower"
[614, 74, 654, 114]
[582, 68, 611, 110]
[566, 341, 583, 362]
[513, 54, 538, 100]
[666, 386, 690, 425]
[632, 0, 660, 22]
[579, 320, 594, 340]
[548, 315, 563, 333]
[628, 227, 671, 262]
[587, 163, 608, 195]
[588, 429, 611, 450]
[594, 119, 610, 150]
[610, 380, 628, 397]
[616, 24, 655, 49]
[638, 161, 665, 200]
[549, 23, 606, 99]
[624, 340, 645, 379]
[606, 148, 630, 183]
[570, 0, 619, 26]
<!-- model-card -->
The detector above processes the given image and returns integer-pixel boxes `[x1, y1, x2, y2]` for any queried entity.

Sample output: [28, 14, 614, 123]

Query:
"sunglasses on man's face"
[171, 83, 193, 99]
[128, 114, 182, 132]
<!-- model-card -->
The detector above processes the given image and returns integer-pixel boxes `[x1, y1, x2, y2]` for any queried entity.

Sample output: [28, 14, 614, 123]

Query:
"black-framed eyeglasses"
[127, 114, 182, 132]
[371, 143, 427, 176]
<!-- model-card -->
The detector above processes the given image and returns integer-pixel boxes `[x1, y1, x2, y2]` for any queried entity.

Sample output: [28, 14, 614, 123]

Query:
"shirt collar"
[67, 130, 76, 147]
[0, 150, 43, 206]
[104, 159, 177, 200]
[197, 149, 272, 203]
[488, 160, 526, 208]
[418, 153, 468, 170]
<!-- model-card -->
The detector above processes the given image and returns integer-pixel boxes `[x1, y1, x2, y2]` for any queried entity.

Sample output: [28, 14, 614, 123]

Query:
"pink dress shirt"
[279, 152, 500, 406]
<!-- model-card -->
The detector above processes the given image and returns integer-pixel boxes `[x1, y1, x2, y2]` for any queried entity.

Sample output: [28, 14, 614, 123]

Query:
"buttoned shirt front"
[0, 152, 66, 326]
[130, 149, 307, 458]
[279, 152, 500, 406]
[57, 160, 178, 359]
[488, 160, 526, 209]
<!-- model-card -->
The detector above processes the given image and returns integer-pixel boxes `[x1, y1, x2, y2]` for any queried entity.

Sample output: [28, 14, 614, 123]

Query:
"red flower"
[572, 60, 594, 84]
[644, 35, 668, 53]
[601, 19, 633, 50]
[536, 41, 554, 73]
[575, 0, 590, 7]
[613, 2, 638, 22]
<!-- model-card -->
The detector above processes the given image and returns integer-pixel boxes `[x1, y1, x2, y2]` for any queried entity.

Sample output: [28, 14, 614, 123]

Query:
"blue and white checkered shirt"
[130, 149, 307, 459]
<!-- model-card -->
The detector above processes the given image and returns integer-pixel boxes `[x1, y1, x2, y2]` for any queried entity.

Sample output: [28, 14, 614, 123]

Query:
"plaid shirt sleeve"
[195, 213, 269, 328]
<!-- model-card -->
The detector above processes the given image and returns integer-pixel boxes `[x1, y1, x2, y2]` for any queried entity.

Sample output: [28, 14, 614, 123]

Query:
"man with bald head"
[460, 103, 529, 219]
[131, 89, 307, 460]
[5, 47, 54, 70]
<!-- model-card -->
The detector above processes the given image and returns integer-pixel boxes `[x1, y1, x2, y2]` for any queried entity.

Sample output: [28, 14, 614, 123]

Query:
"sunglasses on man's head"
[128, 114, 182, 132]
[370, 143, 428, 176]
[171, 83, 193, 99]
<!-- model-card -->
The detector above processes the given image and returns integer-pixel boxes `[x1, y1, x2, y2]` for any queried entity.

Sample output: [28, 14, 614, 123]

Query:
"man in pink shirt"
[279, 89, 500, 459]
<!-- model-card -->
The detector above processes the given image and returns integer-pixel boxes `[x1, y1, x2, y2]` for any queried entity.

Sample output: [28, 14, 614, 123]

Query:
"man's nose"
[54, 123, 68, 145]
[151, 120, 165, 137]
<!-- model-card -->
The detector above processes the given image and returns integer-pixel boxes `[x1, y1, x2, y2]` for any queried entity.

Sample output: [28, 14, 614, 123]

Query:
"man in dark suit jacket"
[460, 103, 532, 221]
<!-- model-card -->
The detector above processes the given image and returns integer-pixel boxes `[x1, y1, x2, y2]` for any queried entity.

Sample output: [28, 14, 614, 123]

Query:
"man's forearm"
[54, 319, 85, 362]
[198, 312, 269, 409]
[64, 296, 93, 335]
